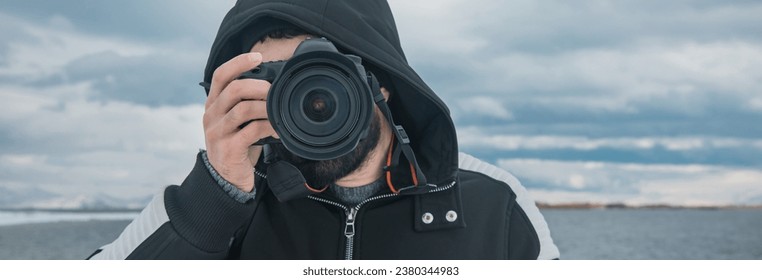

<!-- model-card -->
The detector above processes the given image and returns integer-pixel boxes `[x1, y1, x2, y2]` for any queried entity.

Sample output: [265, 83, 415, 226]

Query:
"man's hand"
[203, 52, 277, 192]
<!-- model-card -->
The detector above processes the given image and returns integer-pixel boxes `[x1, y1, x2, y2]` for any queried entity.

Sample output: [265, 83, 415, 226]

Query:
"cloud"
[458, 128, 762, 152]
[0, 81, 205, 198]
[0, 154, 48, 167]
[453, 96, 513, 121]
[62, 50, 207, 106]
[2, 1, 761, 207]
[0, 12, 154, 82]
[499, 158, 762, 206]
[0, 12, 210, 107]
[747, 98, 762, 112]
[390, 0, 762, 141]
[0, 1, 234, 43]
[498, 41, 760, 96]
[0, 5, 230, 199]
[444, 41, 762, 121]
[391, 0, 762, 57]
[458, 126, 762, 167]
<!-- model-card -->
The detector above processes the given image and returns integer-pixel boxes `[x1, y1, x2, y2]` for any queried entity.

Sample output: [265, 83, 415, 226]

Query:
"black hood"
[203, 0, 458, 186]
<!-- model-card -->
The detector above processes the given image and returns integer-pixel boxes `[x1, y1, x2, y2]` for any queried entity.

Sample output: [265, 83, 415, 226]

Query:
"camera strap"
[264, 159, 328, 203]
[368, 74, 431, 194]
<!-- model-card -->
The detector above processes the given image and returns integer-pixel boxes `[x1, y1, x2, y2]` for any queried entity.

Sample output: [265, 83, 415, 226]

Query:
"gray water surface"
[0, 220, 130, 260]
[1, 209, 760, 259]
[542, 209, 762, 259]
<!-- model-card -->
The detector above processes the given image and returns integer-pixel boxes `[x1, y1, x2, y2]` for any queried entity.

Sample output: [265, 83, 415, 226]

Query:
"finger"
[203, 120, 227, 144]
[206, 52, 263, 109]
[208, 79, 270, 117]
[234, 120, 278, 147]
[223, 100, 268, 131]
[248, 145, 263, 166]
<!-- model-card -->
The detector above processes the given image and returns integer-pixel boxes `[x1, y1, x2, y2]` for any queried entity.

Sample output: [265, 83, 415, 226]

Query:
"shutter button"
[446, 210, 458, 222]
[422, 212, 434, 224]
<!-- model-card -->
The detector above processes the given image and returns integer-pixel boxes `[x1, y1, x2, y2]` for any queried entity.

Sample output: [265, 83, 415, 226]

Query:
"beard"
[271, 111, 383, 188]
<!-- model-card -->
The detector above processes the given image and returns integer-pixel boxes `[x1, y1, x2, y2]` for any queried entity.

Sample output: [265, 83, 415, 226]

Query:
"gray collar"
[326, 178, 386, 206]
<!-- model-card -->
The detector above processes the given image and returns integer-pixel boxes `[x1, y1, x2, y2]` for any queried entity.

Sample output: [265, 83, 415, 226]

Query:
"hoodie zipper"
[344, 207, 357, 259]
[307, 180, 456, 260]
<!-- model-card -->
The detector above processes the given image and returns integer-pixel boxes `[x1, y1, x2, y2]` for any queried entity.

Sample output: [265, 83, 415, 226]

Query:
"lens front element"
[266, 52, 373, 161]
[304, 89, 335, 123]
[288, 72, 352, 140]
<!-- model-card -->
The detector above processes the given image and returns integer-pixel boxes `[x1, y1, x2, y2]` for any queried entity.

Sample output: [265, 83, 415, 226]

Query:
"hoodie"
[88, 0, 559, 260]
[202, 0, 459, 189]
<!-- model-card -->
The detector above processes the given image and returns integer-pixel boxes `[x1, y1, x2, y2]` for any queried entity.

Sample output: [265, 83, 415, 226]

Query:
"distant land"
[536, 202, 762, 210]
[0, 186, 151, 211]
[0, 207, 142, 213]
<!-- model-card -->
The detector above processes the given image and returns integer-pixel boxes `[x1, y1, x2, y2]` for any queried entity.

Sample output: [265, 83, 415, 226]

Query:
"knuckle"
[229, 104, 245, 122]
[212, 67, 228, 85]
[244, 122, 261, 137]
[236, 101, 261, 122]
[251, 78, 270, 88]
[204, 127, 216, 140]
[205, 125, 224, 141]
[202, 112, 212, 127]
[250, 122, 269, 139]
[251, 79, 271, 97]
[226, 79, 245, 95]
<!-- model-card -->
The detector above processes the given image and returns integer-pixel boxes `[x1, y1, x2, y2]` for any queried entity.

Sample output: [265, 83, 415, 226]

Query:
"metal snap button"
[446, 210, 458, 222]
[422, 212, 434, 224]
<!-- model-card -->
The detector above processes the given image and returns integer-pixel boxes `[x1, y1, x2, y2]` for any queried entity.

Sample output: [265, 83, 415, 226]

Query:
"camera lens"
[303, 89, 336, 123]
[288, 74, 351, 139]
[266, 50, 373, 161]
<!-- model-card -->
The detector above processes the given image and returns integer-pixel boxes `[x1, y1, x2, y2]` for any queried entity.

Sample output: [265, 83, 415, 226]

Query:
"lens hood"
[240, 38, 374, 161]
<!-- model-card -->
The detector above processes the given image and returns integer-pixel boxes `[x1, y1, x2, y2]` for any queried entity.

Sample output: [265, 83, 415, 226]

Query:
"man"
[89, 0, 559, 260]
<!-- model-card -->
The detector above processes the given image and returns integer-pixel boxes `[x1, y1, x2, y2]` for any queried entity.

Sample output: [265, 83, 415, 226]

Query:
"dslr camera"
[240, 38, 377, 161]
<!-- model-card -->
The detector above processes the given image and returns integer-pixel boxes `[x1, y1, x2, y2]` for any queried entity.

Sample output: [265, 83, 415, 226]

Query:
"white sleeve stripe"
[458, 152, 560, 260]
[89, 190, 170, 260]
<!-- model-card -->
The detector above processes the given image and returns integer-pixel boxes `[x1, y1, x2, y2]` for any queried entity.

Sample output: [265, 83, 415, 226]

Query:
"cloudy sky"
[1, 0, 760, 206]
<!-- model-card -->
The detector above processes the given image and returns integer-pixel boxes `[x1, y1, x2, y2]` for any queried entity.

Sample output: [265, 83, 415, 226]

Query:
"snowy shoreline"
[0, 210, 139, 226]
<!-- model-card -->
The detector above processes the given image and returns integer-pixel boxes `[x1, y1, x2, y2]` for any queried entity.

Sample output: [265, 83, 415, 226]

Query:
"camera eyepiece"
[240, 38, 375, 161]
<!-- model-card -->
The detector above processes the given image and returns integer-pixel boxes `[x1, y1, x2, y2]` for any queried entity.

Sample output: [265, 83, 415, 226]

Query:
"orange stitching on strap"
[409, 162, 419, 186]
[385, 137, 398, 194]
[304, 183, 327, 193]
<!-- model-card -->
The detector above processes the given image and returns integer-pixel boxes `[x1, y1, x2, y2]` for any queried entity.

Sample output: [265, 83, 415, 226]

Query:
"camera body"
[240, 38, 375, 161]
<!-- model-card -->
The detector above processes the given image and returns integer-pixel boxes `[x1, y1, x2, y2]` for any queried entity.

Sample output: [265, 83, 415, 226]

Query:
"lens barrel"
[257, 39, 374, 161]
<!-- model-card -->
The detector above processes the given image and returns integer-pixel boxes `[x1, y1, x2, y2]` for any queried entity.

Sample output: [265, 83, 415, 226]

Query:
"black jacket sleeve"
[89, 152, 258, 259]
[506, 202, 542, 260]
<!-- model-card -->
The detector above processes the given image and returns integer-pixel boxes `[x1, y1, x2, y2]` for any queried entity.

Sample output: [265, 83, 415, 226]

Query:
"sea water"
[1, 209, 760, 259]
[542, 208, 762, 259]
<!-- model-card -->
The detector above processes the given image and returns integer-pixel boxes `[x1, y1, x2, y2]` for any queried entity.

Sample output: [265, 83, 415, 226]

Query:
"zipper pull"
[344, 208, 357, 238]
